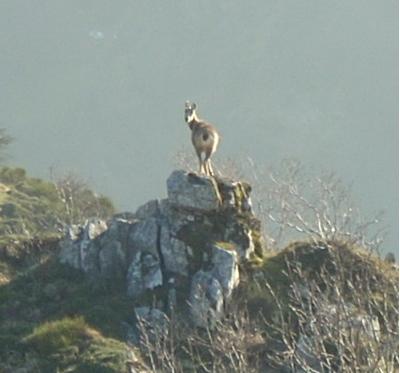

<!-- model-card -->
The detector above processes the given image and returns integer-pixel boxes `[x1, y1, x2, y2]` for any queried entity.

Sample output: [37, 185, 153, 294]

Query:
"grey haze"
[0, 1, 398, 254]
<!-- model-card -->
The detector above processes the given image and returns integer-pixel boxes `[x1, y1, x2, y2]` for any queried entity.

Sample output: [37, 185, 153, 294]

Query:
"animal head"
[184, 101, 197, 123]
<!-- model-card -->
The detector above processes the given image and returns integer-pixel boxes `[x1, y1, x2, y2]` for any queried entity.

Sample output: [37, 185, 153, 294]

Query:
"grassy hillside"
[0, 255, 146, 372]
[0, 168, 148, 372]
[0, 167, 114, 284]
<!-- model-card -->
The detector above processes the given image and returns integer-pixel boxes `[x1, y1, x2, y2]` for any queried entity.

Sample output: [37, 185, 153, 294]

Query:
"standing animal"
[184, 101, 220, 176]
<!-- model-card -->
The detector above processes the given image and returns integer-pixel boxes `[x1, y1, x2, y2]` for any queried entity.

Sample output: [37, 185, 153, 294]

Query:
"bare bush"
[50, 168, 114, 226]
[136, 306, 268, 373]
[250, 159, 386, 252]
[264, 252, 398, 373]
[134, 251, 398, 373]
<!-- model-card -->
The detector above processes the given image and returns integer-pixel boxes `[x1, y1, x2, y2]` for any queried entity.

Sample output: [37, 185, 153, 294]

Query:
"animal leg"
[198, 155, 205, 174]
[207, 159, 214, 176]
[204, 161, 209, 176]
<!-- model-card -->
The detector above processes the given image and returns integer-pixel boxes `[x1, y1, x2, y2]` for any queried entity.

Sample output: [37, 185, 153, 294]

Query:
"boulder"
[167, 170, 221, 211]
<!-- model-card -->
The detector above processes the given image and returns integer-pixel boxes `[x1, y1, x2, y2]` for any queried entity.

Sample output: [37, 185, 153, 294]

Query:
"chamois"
[184, 101, 219, 176]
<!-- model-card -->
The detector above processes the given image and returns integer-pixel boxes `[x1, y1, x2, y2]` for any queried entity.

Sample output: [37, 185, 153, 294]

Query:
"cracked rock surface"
[58, 169, 264, 328]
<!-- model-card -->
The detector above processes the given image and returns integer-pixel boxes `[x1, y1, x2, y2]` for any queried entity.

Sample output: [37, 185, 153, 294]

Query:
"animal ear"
[192, 103, 197, 110]
[185, 101, 191, 108]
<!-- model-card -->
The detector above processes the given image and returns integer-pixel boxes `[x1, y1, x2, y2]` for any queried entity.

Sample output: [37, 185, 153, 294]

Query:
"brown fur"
[185, 102, 219, 176]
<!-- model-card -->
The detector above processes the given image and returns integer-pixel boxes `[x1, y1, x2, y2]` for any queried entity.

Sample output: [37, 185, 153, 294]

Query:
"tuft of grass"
[23, 316, 100, 355]
[21, 316, 144, 372]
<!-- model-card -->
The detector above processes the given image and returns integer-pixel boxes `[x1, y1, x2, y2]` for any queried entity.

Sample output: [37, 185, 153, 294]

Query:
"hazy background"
[0, 1, 398, 254]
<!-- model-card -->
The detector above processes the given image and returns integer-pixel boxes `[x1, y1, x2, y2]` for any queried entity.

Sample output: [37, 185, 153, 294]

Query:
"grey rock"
[80, 240, 101, 277]
[111, 211, 137, 222]
[79, 219, 108, 275]
[107, 216, 137, 242]
[66, 224, 82, 241]
[57, 169, 265, 331]
[218, 181, 236, 209]
[128, 218, 159, 257]
[189, 270, 224, 328]
[217, 179, 253, 214]
[134, 307, 169, 343]
[211, 243, 240, 297]
[224, 222, 255, 260]
[167, 278, 177, 312]
[59, 220, 107, 273]
[105, 217, 139, 269]
[59, 236, 80, 269]
[127, 252, 163, 298]
[167, 170, 221, 211]
[58, 225, 83, 269]
[160, 224, 189, 276]
[160, 200, 196, 235]
[98, 239, 126, 278]
[135, 200, 160, 220]
[83, 218, 108, 241]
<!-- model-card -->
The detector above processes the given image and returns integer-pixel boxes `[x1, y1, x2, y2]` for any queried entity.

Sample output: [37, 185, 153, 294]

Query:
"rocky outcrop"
[58, 170, 263, 329]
